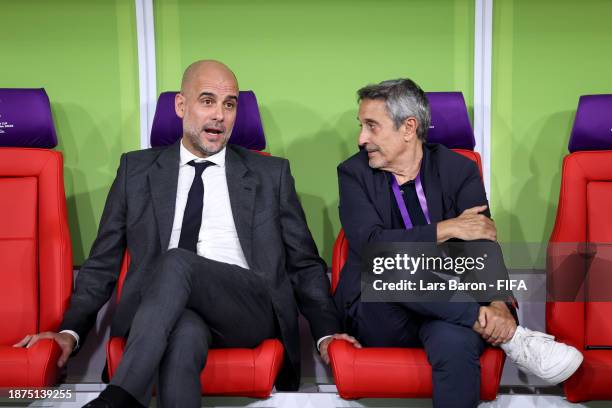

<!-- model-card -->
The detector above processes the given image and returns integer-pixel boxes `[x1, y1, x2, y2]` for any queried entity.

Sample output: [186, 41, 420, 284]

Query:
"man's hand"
[474, 301, 516, 346]
[437, 205, 497, 243]
[319, 333, 362, 364]
[13, 332, 76, 367]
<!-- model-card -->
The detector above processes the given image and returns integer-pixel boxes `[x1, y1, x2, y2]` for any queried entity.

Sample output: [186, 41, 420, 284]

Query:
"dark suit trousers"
[110, 248, 276, 407]
[355, 301, 483, 408]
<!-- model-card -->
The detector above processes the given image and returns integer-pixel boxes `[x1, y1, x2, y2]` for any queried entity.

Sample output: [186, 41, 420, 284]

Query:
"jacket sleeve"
[59, 154, 128, 347]
[279, 160, 341, 341]
[338, 163, 437, 253]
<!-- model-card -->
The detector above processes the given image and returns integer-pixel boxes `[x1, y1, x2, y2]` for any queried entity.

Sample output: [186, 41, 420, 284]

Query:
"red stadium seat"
[0, 89, 72, 387]
[105, 90, 284, 397]
[106, 250, 284, 397]
[329, 224, 504, 400]
[328, 92, 505, 400]
[547, 95, 612, 402]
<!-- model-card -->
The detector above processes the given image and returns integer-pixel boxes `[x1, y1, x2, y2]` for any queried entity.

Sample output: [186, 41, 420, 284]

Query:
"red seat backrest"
[547, 151, 612, 349]
[0, 175, 38, 344]
[0, 149, 72, 344]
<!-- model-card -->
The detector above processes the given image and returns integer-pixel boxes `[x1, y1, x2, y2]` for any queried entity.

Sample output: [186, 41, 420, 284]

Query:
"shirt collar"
[179, 138, 226, 168]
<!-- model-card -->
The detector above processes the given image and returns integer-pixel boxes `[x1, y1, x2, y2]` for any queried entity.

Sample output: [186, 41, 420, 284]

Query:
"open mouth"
[203, 127, 224, 136]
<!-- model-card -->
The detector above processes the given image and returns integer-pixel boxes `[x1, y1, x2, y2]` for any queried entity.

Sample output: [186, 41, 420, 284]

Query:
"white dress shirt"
[167, 141, 248, 268]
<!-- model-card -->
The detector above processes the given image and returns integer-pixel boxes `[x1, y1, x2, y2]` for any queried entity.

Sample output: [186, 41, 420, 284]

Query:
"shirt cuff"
[60, 330, 80, 351]
[316, 335, 334, 351]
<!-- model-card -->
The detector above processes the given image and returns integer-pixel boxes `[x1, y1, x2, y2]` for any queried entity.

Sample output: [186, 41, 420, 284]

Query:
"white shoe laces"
[514, 330, 555, 370]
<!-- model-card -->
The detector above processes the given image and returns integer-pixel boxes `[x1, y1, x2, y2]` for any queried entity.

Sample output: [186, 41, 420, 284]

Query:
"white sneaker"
[501, 326, 583, 384]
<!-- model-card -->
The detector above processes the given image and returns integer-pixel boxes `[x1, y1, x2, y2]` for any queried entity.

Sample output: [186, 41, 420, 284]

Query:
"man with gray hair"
[334, 78, 583, 407]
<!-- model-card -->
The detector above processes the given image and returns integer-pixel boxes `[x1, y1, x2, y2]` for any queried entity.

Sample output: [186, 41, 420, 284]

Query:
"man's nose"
[212, 102, 224, 121]
[358, 129, 369, 147]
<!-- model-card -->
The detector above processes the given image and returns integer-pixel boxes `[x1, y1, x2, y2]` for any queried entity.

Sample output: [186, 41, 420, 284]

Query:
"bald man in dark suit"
[16, 60, 359, 408]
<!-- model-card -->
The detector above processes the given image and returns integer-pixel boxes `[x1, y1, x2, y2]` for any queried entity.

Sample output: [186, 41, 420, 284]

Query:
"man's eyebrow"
[197, 92, 237, 101]
[357, 116, 378, 124]
[198, 92, 216, 99]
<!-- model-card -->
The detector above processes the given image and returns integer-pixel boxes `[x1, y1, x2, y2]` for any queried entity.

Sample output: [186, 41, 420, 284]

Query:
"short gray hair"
[357, 78, 430, 141]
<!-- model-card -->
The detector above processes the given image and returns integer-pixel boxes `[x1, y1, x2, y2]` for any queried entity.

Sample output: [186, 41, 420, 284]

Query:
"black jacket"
[60, 141, 341, 390]
[334, 143, 495, 321]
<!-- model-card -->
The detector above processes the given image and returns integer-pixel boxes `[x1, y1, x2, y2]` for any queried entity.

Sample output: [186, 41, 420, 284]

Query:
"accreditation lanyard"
[391, 173, 431, 229]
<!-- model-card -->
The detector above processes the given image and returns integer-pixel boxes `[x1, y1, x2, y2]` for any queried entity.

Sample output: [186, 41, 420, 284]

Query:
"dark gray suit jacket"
[60, 141, 340, 390]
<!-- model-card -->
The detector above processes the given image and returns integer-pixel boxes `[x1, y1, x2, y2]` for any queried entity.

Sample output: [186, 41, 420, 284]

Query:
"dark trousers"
[110, 248, 276, 407]
[355, 301, 484, 408]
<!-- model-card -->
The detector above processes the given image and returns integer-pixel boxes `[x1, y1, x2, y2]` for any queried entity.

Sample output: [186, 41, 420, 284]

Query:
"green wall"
[1, 0, 140, 265]
[155, 0, 475, 261]
[491, 0, 612, 268]
[2, 0, 474, 265]
[8, 1, 610, 269]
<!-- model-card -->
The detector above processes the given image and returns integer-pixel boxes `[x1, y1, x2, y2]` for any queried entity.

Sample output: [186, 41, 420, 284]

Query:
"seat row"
[0, 88, 610, 403]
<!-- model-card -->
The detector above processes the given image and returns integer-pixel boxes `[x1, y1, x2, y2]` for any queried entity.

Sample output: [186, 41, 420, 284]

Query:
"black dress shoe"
[82, 397, 112, 408]
[82, 385, 143, 408]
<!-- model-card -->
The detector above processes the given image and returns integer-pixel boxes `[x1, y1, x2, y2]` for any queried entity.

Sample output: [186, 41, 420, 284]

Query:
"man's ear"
[175, 92, 186, 119]
[402, 117, 419, 141]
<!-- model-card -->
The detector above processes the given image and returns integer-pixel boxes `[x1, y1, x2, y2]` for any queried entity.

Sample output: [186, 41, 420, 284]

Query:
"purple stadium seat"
[548, 94, 612, 402]
[0, 88, 57, 148]
[568, 94, 612, 153]
[426, 92, 476, 150]
[0, 88, 72, 387]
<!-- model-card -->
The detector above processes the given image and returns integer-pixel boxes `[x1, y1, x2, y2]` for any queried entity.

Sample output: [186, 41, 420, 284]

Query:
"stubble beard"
[184, 124, 228, 157]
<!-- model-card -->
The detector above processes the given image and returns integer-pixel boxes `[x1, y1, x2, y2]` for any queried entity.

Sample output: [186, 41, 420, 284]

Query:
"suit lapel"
[149, 141, 180, 251]
[373, 169, 392, 227]
[225, 146, 257, 266]
[422, 144, 444, 223]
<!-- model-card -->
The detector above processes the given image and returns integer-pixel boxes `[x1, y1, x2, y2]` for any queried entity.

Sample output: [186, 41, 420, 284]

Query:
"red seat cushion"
[0, 340, 61, 387]
[563, 350, 612, 402]
[111, 249, 284, 397]
[329, 340, 504, 400]
[106, 337, 284, 397]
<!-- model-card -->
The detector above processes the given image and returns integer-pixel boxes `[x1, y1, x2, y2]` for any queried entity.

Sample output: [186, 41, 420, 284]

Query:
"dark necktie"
[178, 160, 215, 252]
